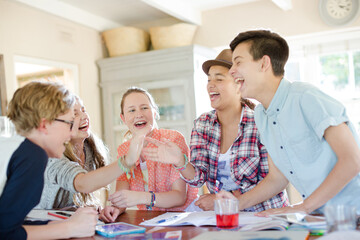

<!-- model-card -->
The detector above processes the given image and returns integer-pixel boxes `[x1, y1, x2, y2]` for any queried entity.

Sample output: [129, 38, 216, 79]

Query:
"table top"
[75, 210, 320, 240]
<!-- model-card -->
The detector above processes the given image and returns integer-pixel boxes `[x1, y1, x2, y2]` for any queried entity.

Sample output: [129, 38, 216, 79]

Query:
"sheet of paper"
[140, 211, 272, 227]
[26, 209, 104, 225]
[271, 212, 326, 228]
[26, 209, 74, 221]
[140, 211, 215, 227]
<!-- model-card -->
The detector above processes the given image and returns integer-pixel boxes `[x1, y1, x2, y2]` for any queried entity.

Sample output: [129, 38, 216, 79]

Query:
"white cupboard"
[97, 45, 216, 157]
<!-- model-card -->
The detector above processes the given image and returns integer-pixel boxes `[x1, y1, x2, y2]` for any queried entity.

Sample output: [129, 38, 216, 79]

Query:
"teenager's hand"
[216, 190, 237, 200]
[109, 190, 145, 208]
[124, 124, 153, 167]
[255, 204, 308, 217]
[99, 206, 124, 223]
[195, 193, 216, 211]
[132, 122, 153, 139]
[142, 137, 184, 166]
[67, 207, 98, 237]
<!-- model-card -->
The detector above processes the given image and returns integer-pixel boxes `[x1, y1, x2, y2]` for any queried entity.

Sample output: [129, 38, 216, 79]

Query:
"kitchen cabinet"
[97, 45, 216, 157]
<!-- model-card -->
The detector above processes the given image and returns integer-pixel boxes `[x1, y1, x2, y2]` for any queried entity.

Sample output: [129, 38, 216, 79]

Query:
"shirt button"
[290, 171, 293, 174]
[277, 108, 279, 112]
[302, 194, 306, 198]
[240, 183, 243, 187]
[273, 121, 276, 125]
[280, 146, 284, 149]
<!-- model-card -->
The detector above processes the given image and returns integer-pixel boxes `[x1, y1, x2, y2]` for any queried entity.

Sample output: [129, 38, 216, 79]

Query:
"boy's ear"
[260, 55, 272, 72]
[38, 118, 48, 134]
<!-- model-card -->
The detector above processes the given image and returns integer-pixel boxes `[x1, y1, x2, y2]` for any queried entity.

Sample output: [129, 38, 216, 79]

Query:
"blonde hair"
[7, 81, 75, 135]
[64, 96, 110, 208]
[120, 86, 159, 139]
[65, 133, 110, 208]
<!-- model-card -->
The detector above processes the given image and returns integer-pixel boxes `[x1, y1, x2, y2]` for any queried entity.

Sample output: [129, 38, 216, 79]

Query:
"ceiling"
[11, 0, 292, 31]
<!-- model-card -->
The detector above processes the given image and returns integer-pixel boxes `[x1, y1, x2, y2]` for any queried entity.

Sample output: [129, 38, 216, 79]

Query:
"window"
[286, 29, 360, 134]
[14, 56, 79, 94]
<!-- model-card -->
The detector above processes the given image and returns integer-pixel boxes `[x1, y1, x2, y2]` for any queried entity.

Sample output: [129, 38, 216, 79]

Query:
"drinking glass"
[214, 198, 239, 229]
[325, 204, 357, 233]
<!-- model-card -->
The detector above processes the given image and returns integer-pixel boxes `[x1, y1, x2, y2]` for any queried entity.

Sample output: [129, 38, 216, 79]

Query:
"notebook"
[192, 230, 310, 240]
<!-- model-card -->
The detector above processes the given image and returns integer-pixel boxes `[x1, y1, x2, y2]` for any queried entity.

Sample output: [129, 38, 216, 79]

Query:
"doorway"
[14, 55, 79, 94]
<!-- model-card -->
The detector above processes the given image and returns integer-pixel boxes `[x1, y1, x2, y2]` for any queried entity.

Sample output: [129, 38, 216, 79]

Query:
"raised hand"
[124, 124, 153, 167]
[99, 206, 124, 223]
[142, 137, 184, 167]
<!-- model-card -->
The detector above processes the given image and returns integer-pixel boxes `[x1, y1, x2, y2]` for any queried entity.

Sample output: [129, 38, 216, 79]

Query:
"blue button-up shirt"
[254, 78, 360, 211]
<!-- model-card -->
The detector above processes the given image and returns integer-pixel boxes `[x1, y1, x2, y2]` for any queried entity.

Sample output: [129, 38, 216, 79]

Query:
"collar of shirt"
[258, 78, 290, 117]
[209, 106, 248, 128]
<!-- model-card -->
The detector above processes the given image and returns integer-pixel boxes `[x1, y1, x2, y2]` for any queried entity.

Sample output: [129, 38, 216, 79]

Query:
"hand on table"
[195, 193, 216, 211]
[255, 204, 307, 217]
[99, 206, 124, 223]
[67, 207, 98, 237]
[216, 190, 237, 200]
[109, 189, 144, 208]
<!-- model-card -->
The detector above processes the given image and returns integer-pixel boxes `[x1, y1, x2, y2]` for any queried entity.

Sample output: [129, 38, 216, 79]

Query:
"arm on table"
[218, 155, 289, 211]
[24, 208, 97, 240]
[109, 179, 187, 209]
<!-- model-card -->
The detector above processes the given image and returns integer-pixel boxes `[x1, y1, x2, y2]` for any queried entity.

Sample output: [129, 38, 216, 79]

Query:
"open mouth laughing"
[209, 91, 220, 101]
[134, 120, 147, 129]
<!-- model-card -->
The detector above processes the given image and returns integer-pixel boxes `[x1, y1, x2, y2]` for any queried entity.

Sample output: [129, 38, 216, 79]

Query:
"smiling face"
[229, 42, 263, 100]
[120, 92, 156, 135]
[71, 98, 90, 142]
[207, 65, 241, 111]
[44, 108, 75, 158]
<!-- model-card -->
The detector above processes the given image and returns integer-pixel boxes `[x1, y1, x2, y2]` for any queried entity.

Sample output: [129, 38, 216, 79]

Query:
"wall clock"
[319, 0, 360, 26]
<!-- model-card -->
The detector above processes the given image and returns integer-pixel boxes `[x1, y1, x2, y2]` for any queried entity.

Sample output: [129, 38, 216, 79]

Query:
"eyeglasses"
[54, 118, 74, 130]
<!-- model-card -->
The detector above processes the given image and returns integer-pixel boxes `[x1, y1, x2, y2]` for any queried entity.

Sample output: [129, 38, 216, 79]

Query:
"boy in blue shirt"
[0, 82, 98, 239]
[219, 30, 360, 215]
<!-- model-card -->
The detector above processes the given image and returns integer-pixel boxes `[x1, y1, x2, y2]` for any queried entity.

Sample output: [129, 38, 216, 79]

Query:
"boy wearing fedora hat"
[216, 30, 360, 215]
[144, 49, 289, 211]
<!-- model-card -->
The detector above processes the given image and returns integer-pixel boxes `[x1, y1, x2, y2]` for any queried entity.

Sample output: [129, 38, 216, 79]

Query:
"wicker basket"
[102, 27, 150, 57]
[149, 23, 197, 50]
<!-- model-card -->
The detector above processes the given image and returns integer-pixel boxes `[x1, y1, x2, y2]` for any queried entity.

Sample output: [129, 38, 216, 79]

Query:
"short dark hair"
[230, 30, 289, 77]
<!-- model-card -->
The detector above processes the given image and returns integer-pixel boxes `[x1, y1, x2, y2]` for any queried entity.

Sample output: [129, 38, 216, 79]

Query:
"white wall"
[1, 0, 360, 139]
[0, 0, 104, 136]
[195, 0, 360, 48]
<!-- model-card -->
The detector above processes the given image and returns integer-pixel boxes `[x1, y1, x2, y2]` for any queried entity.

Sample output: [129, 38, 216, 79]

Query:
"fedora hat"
[202, 49, 232, 75]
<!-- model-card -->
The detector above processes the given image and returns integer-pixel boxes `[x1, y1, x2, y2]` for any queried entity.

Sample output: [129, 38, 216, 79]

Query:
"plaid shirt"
[183, 106, 289, 211]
